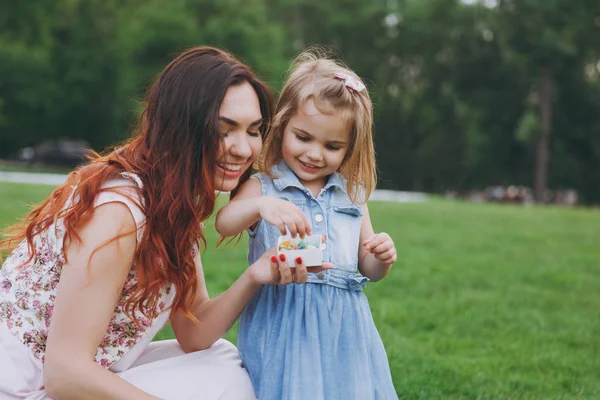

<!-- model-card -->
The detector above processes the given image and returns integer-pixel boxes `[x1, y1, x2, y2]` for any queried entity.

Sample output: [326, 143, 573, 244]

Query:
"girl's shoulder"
[249, 170, 277, 194]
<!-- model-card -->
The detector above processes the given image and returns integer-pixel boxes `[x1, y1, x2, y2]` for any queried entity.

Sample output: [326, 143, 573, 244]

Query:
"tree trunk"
[534, 66, 552, 203]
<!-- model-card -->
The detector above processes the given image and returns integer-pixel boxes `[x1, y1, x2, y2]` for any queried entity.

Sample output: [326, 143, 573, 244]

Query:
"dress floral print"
[0, 178, 174, 369]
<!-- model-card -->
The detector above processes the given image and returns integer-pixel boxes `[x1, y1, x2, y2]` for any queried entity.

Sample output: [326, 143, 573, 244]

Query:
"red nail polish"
[270, 255, 277, 263]
[295, 257, 303, 264]
[279, 254, 286, 262]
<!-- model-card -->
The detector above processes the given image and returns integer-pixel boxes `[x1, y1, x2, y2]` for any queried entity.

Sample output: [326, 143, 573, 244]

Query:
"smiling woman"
[0, 46, 331, 400]
[214, 83, 264, 193]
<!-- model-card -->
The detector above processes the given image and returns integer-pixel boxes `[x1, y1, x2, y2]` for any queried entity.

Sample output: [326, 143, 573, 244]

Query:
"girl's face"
[281, 98, 351, 191]
[214, 82, 264, 192]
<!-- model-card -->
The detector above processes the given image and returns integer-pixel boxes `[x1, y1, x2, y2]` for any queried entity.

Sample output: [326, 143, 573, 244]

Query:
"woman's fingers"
[277, 254, 293, 285]
[293, 257, 308, 283]
[269, 255, 280, 282]
[305, 262, 334, 274]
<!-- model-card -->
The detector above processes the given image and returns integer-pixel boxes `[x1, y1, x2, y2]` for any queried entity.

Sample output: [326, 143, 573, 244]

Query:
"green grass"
[1, 181, 599, 399]
[0, 160, 72, 174]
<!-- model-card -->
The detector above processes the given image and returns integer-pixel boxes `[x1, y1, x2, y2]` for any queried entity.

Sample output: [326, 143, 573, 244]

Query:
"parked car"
[17, 139, 92, 168]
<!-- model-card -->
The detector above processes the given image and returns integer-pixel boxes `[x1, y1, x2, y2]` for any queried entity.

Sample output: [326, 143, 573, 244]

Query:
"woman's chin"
[213, 178, 241, 193]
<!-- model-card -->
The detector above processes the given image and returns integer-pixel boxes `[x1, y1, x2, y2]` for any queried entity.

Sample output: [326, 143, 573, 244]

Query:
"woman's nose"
[228, 133, 252, 159]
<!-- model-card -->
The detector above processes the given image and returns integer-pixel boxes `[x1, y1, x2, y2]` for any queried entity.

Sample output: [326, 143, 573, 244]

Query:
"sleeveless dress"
[0, 173, 255, 399]
[237, 161, 397, 399]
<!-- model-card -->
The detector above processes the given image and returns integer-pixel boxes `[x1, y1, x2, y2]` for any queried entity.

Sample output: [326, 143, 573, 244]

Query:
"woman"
[0, 46, 330, 399]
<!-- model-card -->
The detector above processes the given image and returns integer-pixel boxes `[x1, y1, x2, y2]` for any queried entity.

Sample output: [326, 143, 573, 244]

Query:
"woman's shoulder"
[98, 172, 144, 193]
[93, 172, 146, 241]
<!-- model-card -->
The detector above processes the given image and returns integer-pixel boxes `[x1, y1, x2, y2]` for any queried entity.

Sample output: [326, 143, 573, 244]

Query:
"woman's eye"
[220, 131, 231, 138]
[247, 131, 261, 137]
[295, 134, 310, 142]
[326, 145, 341, 151]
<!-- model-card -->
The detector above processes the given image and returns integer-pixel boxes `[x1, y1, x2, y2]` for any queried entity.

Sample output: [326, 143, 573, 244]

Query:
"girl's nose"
[307, 147, 323, 161]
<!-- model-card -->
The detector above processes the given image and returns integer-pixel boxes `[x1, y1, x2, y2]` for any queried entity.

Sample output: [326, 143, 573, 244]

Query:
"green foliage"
[515, 109, 540, 144]
[1, 0, 599, 202]
[0, 0, 288, 154]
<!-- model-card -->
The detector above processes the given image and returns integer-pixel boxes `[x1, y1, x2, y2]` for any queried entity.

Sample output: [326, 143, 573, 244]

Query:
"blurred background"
[1, 0, 599, 204]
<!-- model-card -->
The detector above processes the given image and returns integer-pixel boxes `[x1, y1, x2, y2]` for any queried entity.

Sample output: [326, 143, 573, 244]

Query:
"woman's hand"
[248, 247, 333, 286]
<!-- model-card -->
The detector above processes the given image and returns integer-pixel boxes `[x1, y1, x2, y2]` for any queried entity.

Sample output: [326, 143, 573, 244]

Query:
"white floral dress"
[0, 174, 255, 399]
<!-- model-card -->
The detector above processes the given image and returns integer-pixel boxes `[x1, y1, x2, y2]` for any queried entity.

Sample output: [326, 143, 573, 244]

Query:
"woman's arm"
[44, 203, 161, 400]
[170, 251, 262, 352]
[357, 204, 397, 282]
[171, 250, 334, 352]
[215, 177, 311, 238]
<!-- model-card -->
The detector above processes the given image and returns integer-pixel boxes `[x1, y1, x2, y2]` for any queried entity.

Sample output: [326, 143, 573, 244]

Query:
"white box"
[277, 233, 324, 267]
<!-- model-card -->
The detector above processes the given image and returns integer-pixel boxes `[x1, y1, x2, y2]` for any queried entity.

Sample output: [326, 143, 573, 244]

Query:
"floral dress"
[0, 173, 255, 399]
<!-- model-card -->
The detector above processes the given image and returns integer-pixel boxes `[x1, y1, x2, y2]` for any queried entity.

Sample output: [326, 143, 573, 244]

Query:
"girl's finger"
[363, 235, 379, 249]
[377, 249, 397, 264]
[275, 217, 287, 236]
[282, 216, 297, 237]
[297, 212, 312, 236]
[370, 241, 393, 254]
[292, 214, 308, 238]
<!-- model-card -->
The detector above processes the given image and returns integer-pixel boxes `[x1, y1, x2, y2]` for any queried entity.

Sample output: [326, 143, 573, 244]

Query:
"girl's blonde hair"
[259, 48, 376, 203]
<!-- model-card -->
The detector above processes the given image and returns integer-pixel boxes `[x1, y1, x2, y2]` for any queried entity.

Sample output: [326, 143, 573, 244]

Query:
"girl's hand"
[258, 197, 312, 238]
[248, 247, 333, 286]
[363, 232, 397, 266]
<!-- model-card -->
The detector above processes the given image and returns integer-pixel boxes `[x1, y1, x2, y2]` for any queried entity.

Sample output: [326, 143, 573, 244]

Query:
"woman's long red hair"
[0, 46, 273, 322]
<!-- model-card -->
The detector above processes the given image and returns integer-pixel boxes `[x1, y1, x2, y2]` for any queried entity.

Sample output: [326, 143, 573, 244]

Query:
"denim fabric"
[238, 161, 397, 399]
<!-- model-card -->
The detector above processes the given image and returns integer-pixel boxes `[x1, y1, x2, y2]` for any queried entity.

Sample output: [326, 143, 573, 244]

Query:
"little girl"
[216, 51, 397, 399]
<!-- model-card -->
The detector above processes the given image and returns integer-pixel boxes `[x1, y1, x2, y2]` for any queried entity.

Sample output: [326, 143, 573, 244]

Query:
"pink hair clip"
[334, 72, 366, 92]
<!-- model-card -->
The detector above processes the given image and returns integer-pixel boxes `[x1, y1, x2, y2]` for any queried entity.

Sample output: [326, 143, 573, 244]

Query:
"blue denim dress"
[238, 161, 397, 399]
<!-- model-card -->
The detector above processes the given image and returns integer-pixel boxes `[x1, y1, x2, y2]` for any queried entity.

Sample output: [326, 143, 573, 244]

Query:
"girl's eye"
[220, 131, 231, 138]
[295, 134, 310, 142]
[326, 144, 341, 151]
[247, 131, 261, 137]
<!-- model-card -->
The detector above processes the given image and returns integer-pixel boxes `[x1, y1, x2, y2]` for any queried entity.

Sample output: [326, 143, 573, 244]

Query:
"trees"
[1, 0, 599, 202]
[0, 0, 286, 157]
[494, 0, 600, 201]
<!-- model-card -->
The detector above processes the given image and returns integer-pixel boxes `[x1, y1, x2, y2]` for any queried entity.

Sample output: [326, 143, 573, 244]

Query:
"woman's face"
[214, 82, 264, 192]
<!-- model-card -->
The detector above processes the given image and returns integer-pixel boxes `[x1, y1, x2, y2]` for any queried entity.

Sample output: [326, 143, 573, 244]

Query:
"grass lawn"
[1, 181, 599, 399]
[0, 160, 72, 174]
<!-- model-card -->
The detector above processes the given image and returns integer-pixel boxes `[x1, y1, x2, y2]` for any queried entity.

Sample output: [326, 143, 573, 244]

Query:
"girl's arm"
[44, 203, 161, 400]
[170, 247, 333, 352]
[214, 177, 264, 236]
[215, 177, 311, 238]
[357, 203, 397, 282]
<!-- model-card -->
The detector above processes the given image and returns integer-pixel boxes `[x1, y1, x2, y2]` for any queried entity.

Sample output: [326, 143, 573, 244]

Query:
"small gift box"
[277, 233, 324, 267]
